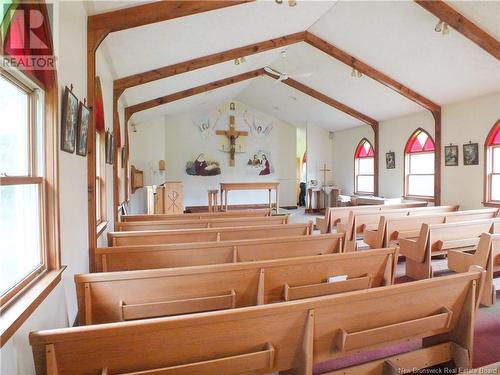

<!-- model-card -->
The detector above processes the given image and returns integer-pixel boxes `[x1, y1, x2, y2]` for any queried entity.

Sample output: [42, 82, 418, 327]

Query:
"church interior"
[1, 0, 500, 373]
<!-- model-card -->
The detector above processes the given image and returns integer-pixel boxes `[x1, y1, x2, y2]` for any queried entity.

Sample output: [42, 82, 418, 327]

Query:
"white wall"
[330, 92, 500, 208]
[331, 125, 373, 195]
[129, 101, 297, 212]
[306, 122, 334, 185]
[378, 111, 434, 198]
[441, 93, 500, 209]
[1, 2, 89, 373]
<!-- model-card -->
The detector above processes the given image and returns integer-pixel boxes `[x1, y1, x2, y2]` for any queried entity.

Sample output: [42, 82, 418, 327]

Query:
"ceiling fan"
[264, 50, 312, 82]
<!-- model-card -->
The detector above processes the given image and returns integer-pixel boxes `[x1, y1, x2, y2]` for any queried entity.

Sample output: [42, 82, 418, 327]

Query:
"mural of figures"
[186, 153, 221, 176]
[193, 109, 222, 139]
[247, 150, 273, 176]
[243, 111, 273, 138]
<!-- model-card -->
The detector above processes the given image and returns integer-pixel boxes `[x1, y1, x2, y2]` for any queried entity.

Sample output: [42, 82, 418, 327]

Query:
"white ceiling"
[93, 0, 500, 129]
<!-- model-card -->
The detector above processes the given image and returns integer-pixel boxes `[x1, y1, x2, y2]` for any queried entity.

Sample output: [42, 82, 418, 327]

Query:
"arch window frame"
[354, 138, 375, 195]
[404, 128, 435, 200]
[484, 120, 500, 207]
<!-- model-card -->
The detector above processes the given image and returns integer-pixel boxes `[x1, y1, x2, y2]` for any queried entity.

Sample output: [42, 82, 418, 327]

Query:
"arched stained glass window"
[485, 121, 500, 204]
[404, 129, 435, 198]
[354, 139, 374, 194]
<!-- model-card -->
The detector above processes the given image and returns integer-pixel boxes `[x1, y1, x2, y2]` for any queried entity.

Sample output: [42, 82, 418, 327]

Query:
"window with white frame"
[485, 121, 500, 204]
[404, 129, 435, 198]
[0, 71, 46, 305]
[354, 138, 375, 194]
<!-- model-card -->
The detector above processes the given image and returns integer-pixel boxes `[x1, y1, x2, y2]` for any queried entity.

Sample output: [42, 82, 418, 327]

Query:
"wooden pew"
[77, 248, 398, 325]
[400, 218, 500, 280]
[316, 201, 431, 234]
[448, 233, 499, 306]
[30, 269, 485, 375]
[364, 208, 499, 249]
[339, 205, 461, 252]
[108, 222, 313, 247]
[115, 215, 288, 231]
[121, 208, 272, 222]
[95, 234, 343, 272]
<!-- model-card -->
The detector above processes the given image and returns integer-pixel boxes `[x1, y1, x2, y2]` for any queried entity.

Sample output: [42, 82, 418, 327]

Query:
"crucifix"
[216, 102, 248, 166]
[320, 163, 331, 209]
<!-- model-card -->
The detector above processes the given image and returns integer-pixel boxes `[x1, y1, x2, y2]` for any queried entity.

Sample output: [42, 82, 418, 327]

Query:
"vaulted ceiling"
[87, 0, 500, 129]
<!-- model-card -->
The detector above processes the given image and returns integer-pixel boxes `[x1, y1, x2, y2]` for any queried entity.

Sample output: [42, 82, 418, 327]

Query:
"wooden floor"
[287, 207, 500, 370]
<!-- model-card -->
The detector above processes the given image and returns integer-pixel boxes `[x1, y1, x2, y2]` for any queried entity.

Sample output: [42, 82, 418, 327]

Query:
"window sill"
[96, 220, 108, 237]
[404, 195, 435, 203]
[483, 201, 500, 208]
[0, 267, 65, 347]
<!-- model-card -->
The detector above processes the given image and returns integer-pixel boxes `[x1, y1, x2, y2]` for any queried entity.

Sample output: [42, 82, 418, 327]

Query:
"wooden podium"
[154, 181, 184, 215]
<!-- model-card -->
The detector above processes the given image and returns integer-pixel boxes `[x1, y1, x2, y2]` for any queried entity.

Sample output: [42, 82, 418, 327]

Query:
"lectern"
[149, 181, 184, 215]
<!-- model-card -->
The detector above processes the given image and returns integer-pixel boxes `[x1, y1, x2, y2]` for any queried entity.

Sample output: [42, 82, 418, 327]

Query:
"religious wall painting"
[247, 150, 273, 176]
[444, 145, 459, 166]
[61, 86, 78, 153]
[463, 142, 479, 165]
[193, 109, 221, 139]
[76, 101, 90, 156]
[385, 151, 395, 169]
[186, 153, 221, 176]
[243, 111, 273, 138]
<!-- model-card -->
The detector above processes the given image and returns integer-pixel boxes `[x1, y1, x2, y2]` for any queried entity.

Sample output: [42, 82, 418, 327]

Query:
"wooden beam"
[115, 32, 306, 95]
[304, 32, 440, 113]
[433, 110, 442, 205]
[264, 72, 378, 128]
[126, 69, 264, 118]
[88, 1, 253, 34]
[415, 0, 500, 60]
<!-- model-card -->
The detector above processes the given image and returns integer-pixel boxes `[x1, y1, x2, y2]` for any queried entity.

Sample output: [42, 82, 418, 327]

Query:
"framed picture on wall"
[444, 145, 458, 166]
[60, 86, 78, 153]
[121, 147, 126, 168]
[105, 131, 114, 164]
[385, 151, 395, 169]
[76, 101, 90, 156]
[463, 142, 479, 165]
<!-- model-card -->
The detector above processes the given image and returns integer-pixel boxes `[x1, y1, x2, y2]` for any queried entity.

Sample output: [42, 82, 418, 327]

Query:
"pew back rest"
[116, 215, 288, 231]
[76, 248, 397, 325]
[108, 222, 313, 247]
[385, 209, 498, 244]
[318, 202, 430, 233]
[30, 271, 482, 375]
[428, 218, 500, 252]
[95, 234, 343, 272]
[121, 208, 272, 222]
[339, 205, 458, 239]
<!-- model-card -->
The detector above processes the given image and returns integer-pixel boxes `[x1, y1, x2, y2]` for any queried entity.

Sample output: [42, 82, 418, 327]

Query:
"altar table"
[219, 182, 280, 211]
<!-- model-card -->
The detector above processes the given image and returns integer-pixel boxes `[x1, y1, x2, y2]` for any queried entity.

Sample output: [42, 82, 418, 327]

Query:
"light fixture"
[351, 67, 362, 78]
[132, 124, 137, 133]
[434, 20, 449, 35]
[234, 57, 246, 65]
[275, 0, 297, 7]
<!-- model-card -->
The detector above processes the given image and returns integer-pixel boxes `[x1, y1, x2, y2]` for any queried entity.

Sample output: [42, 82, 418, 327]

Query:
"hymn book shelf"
[30, 269, 485, 375]
[95, 234, 343, 272]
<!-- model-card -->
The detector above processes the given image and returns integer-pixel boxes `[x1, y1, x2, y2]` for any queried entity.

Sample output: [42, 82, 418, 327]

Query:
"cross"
[320, 163, 331, 209]
[216, 102, 248, 166]
[320, 163, 331, 187]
